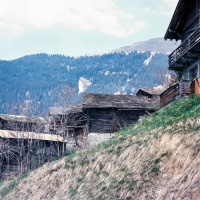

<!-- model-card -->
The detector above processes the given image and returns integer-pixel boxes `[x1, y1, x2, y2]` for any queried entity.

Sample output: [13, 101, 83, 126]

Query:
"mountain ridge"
[112, 38, 180, 54]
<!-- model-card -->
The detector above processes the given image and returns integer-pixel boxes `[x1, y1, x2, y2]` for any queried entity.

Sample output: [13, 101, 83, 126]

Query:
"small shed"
[0, 130, 65, 180]
[82, 93, 160, 133]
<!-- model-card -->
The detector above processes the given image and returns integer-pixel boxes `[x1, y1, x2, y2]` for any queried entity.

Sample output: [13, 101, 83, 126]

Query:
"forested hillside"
[0, 51, 168, 116]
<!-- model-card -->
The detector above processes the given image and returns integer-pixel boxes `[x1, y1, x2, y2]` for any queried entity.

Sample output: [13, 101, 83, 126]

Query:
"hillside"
[0, 95, 200, 200]
[0, 39, 171, 116]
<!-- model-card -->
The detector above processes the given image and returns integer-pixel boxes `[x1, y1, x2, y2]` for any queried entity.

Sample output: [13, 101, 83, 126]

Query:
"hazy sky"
[0, 0, 178, 60]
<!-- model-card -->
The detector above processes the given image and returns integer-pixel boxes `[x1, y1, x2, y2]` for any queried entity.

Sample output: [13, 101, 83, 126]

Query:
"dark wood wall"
[0, 119, 45, 133]
[86, 108, 147, 133]
[0, 138, 65, 180]
[183, 0, 200, 40]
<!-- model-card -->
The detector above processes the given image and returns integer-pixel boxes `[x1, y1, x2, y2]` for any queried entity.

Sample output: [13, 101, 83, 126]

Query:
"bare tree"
[156, 68, 178, 89]
[55, 84, 76, 108]
[51, 84, 88, 150]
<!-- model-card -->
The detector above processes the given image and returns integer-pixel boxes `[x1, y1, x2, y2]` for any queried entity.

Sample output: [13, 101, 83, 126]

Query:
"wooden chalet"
[165, 0, 200, 96]
[82, 93, 160, 133]
[48, 105, 88, 148]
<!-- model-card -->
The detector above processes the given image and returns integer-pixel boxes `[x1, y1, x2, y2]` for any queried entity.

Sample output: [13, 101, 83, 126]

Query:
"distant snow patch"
[143, 52, 156, 65]
[136, 50, 145, 54]
[153, 85, 165, 92]
[114, 91, 121, 95]
[78, 77, 92, 94]
[105, 71, 110, 76]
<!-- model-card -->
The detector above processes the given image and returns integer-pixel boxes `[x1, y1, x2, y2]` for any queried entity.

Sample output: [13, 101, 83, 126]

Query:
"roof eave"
[164, 0, 185, 40]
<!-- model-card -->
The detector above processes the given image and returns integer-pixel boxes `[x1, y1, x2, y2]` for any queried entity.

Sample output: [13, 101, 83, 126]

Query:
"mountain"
[1, 95, 200, 199]
[0, 38, 176, 116]
[112, 38, 180, 53]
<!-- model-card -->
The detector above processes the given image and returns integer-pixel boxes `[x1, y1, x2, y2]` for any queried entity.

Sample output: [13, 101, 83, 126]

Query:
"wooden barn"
[0, 129, 65, 180]
[82, 93, 160, 133]
[48, 105, 88, 148]
[165, 0, 200, 97]
[0, 114, 66, 180]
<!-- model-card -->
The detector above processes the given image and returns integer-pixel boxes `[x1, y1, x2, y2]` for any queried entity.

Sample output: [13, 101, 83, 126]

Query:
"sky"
[0, 0, 179, 60]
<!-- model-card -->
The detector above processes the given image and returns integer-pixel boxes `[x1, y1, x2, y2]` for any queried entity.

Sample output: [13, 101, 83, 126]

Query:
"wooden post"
[7, 138, 10, 177]
[195, 78, 200, 94]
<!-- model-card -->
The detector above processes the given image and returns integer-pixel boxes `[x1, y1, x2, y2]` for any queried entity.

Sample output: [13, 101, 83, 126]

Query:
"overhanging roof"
[49, 105, 82, 115]
[82, 93, 160, 110]
[0, 130, 64, 142]
[0, 114, 46, 124]
[136, 88, 164, 96]
[165, 0, 192, 40]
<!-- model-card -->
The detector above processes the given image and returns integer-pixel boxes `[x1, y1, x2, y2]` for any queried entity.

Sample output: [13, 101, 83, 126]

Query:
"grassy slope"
[0, 95, 200, 200]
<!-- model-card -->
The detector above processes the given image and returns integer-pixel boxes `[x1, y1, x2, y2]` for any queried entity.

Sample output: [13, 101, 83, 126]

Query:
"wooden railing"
[169, 27, 200, 68]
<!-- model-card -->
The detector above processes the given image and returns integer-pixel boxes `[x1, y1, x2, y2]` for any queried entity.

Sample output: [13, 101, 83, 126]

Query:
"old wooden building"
[0, 114, 66, 180]
[165, 0, 200, 96]
[82, 93, 160, 133]
[48, 105, 88, 148]
[0, 131, 65, 180]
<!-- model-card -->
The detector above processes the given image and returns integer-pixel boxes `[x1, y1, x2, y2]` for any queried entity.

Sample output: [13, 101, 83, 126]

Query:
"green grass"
[0, 172, 30, 197]
[68, 187, 78, 198]
[64, 95, 200, 161]
[1, 95, 199, 198]
[61, 95, 200, 169]
[121, 95, 200, 136]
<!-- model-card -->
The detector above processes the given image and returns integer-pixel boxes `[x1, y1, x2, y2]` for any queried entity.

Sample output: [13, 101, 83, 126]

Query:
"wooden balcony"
[169, 27, 200, 70]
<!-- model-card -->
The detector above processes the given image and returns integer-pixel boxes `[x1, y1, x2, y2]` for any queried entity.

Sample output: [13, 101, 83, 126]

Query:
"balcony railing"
[169, 27, 200, 69]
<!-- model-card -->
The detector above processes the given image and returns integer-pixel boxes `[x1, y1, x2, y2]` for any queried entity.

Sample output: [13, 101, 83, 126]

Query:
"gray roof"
[136, 88, 164, 96]
[49, 105, 82, 115]
[0, 114, 46, 124]
[160, 83, 179, 96]
[82, 93, 160, 110]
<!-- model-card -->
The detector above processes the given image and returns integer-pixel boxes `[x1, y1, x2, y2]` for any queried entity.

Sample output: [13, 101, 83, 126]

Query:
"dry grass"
[0, 122, 200, 200]
[1, 95, 200, 199]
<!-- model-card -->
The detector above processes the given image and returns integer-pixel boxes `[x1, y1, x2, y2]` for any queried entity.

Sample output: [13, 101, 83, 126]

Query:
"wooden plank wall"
[185, 0, 200, 28]
[89, 109, 113, 133]
[160, 85, 179, 107]
[88, 108, 145, 133]
[0, 119, 45, 133]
